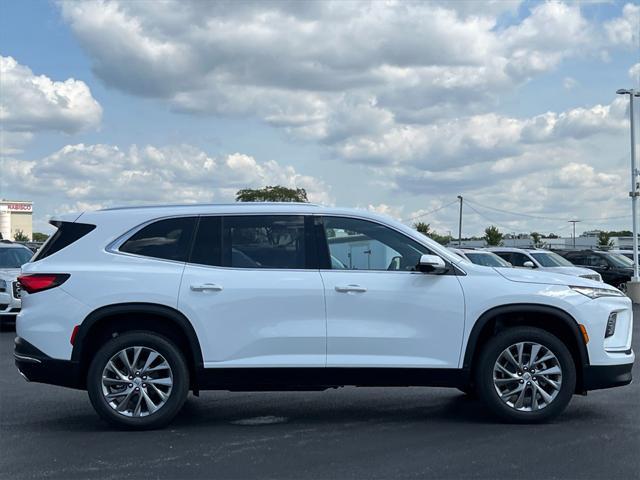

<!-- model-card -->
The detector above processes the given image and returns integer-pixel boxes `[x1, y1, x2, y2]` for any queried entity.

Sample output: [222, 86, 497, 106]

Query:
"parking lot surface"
[1, 311, 638, 480]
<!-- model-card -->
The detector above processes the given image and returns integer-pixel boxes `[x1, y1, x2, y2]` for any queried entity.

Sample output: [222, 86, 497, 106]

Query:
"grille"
[12, 281, 21, 299]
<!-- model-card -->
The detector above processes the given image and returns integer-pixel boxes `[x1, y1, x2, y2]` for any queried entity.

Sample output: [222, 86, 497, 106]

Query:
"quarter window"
[120, 217, 196, 262]
[321, 216, 430, 271]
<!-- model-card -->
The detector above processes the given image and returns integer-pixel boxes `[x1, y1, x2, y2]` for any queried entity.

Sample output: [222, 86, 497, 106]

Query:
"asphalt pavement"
[1, 310, 638, 480]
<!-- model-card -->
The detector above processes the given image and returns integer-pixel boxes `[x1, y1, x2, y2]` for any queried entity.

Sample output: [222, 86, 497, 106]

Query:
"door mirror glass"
[417, 254, 447, 273]
[523, 260, 535, 268]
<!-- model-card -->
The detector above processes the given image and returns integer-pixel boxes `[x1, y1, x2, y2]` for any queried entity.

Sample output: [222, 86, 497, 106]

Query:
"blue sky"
[0, 0, 638, 236]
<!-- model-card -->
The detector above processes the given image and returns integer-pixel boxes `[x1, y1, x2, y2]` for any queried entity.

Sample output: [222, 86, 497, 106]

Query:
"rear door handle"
[335, 284, 367, 293]
[190, 283, 223, 292]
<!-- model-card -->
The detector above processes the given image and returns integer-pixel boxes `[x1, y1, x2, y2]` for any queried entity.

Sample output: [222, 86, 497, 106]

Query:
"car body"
[557, 250, 634, 291]
[0, 241, 33, 326]
[15, 204, 634, 428]
[487, 247, 603, 283]
[449, 247, 512, 268]
[609, 249, 637, 262]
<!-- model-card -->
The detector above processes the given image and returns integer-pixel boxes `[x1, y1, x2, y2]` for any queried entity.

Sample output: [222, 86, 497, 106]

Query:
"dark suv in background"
[557, 250, 633, 291]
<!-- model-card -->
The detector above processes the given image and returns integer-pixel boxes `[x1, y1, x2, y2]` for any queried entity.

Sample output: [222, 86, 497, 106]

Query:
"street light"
[616, 88, 640, 282]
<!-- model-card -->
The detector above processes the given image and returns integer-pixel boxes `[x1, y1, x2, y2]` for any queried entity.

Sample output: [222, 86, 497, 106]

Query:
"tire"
[87, 331, 189, 430]
[475, 327, 576, 423]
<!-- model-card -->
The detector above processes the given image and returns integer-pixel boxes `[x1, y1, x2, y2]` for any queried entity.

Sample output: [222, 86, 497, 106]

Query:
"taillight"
[18, 274, 70, 294]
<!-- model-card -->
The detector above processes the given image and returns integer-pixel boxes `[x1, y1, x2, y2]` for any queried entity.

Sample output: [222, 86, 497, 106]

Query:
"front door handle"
[190, 283, 223, 292]
[335, 284, 367, 293]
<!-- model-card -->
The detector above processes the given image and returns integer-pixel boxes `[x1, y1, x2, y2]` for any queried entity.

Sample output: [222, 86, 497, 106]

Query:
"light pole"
[617, 88, 640, 282]
[568, 220, 580, 249]
[457, 195, 463, 246]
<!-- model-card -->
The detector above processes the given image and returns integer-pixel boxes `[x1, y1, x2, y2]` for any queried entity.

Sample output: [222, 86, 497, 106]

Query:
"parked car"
[487, 247, 602, 282]
[609, 249, 637, 262]
[0, 241, 33, 327]
[449, 247, 512, 267]
[15, 204, 633, 429]
[557, 250, 633, 292]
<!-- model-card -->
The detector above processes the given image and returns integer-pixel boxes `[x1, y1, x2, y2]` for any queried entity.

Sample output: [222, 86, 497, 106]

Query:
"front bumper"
[14, 337, 83, 389]
[582, 359, 633, 391]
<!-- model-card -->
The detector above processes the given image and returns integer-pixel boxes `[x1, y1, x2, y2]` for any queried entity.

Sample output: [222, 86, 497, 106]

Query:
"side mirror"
[523, 261, 535, 268]
[417, 254, 448, 274]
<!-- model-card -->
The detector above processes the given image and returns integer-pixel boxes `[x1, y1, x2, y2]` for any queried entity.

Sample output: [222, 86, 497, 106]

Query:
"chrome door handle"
[190, 283, 223, 292]
[335, 284, 367, 293]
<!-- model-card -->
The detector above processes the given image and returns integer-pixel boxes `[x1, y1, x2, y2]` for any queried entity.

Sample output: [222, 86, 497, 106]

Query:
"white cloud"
[1, 143, 332, 223]
[57, 0, 611, 153]
[605, 3, 640, 47]
[0, 56, 102, 137]
[630, 63, 640, 84]
[563, 77, 579, 90]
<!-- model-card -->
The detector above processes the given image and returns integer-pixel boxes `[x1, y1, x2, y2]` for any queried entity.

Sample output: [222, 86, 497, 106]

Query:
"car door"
[318, 215, 465, 368]
[178, 214, 326, 367]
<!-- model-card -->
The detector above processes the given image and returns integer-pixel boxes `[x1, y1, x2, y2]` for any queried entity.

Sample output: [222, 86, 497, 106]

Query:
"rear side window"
[32, 221, 95, 261]
[120, 217, 196, 262]
[190, 216, 222, 266]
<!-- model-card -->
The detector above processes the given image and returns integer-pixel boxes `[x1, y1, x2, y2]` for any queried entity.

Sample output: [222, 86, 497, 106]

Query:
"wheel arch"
[71, 303, 204, 390]
[463, 304, 590, 392]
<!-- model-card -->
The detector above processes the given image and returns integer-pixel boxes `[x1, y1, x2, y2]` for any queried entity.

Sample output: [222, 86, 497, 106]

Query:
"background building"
[0, 200, 33, 241]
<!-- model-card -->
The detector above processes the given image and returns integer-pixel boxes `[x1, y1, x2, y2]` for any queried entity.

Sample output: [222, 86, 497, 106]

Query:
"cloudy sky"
[0, 0, 638, 237]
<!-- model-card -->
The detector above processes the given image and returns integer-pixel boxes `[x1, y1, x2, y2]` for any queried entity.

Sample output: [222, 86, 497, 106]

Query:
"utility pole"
[568, 220, 580, 249]
[617, 88, 640, 282]
[457, 195, 463, 246]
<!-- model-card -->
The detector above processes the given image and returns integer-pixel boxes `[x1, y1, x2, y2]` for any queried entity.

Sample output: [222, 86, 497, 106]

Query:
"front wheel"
[87, 331, 189, 430]
[475, 327, 576, 423]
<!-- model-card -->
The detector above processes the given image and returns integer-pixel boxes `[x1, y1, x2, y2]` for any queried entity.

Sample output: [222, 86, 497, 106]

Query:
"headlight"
[571, 286, 625, 299]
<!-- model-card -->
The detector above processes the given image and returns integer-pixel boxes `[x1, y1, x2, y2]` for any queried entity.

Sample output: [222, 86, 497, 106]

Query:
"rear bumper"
[14, 337, 83, 389]
[583, 360, 633, 391]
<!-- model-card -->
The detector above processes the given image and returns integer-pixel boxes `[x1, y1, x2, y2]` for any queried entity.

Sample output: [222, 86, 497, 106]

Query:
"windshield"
[0, 247, 33, 268]
[465, 252, 511, 267]
[604, 252, 634, 268]
[530, 251, 573, 267]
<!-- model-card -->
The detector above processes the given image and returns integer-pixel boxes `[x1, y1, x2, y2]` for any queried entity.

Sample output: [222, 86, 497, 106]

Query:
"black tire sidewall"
[87, 331, 189, 430]
[476, 327, 576, 423]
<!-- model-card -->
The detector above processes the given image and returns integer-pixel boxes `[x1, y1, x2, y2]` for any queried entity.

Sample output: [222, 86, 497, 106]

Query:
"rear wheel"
[87, 331, 189, 430]
[475, 327, 576, 423]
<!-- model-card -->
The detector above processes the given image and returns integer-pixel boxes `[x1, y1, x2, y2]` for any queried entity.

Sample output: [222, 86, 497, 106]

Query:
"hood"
[541, 266, 599, 277]
[495, 267, 605, 288]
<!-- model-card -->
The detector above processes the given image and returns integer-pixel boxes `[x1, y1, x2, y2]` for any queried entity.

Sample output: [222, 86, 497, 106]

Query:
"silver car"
[0, 242, 33, 326]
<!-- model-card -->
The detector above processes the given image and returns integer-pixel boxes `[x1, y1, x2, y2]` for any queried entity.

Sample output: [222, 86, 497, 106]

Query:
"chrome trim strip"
[14, 354, 42, 364]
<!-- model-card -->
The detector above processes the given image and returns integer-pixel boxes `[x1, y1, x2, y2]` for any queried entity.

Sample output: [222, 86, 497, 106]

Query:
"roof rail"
[100, 202, 320, 211]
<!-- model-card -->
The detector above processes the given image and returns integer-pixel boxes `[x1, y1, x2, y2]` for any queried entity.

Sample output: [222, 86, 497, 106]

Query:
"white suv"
[15, 204, 634, 429]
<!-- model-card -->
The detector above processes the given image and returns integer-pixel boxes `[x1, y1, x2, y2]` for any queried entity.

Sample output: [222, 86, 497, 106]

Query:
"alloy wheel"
[492, 341, 562, 412]
[100, 346, 173, 417]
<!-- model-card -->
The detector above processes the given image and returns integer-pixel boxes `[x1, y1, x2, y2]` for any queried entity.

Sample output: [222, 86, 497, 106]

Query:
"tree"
[484, 225, 503, 246]
[597, 231, 614, 248]
[32, 232, 49, 242]
[13, 229, 29, 242]
[530, 232, 542, 247]
[236, 185, 308, 202]
[412, 222, 451, 245]
[413, 222, 431, 236]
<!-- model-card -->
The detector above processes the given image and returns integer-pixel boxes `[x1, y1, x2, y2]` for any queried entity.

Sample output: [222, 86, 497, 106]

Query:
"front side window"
[120, 217, 196, 262]
[509, 252, 533, 267]
[321, 216, 430, 271]
[224, 215, 306, 269]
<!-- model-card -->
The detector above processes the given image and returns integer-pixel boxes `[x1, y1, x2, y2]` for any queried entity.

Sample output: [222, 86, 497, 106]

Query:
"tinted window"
[493, 252, 512, 263]
[224, 216, 306, 269]
[0, 247, 33, 268]
[120, 217, 196, 261]
[510, 253, 533, 267]
[530, 252, 573, 267]
[32, 221, 95, 261]
[322, 216, 430, 271]
[190, 216, 222, 266]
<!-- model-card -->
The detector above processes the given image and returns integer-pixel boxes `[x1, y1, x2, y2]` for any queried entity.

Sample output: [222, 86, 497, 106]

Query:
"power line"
[465, 198, 631, 222]
[402, 199, 459, 223]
